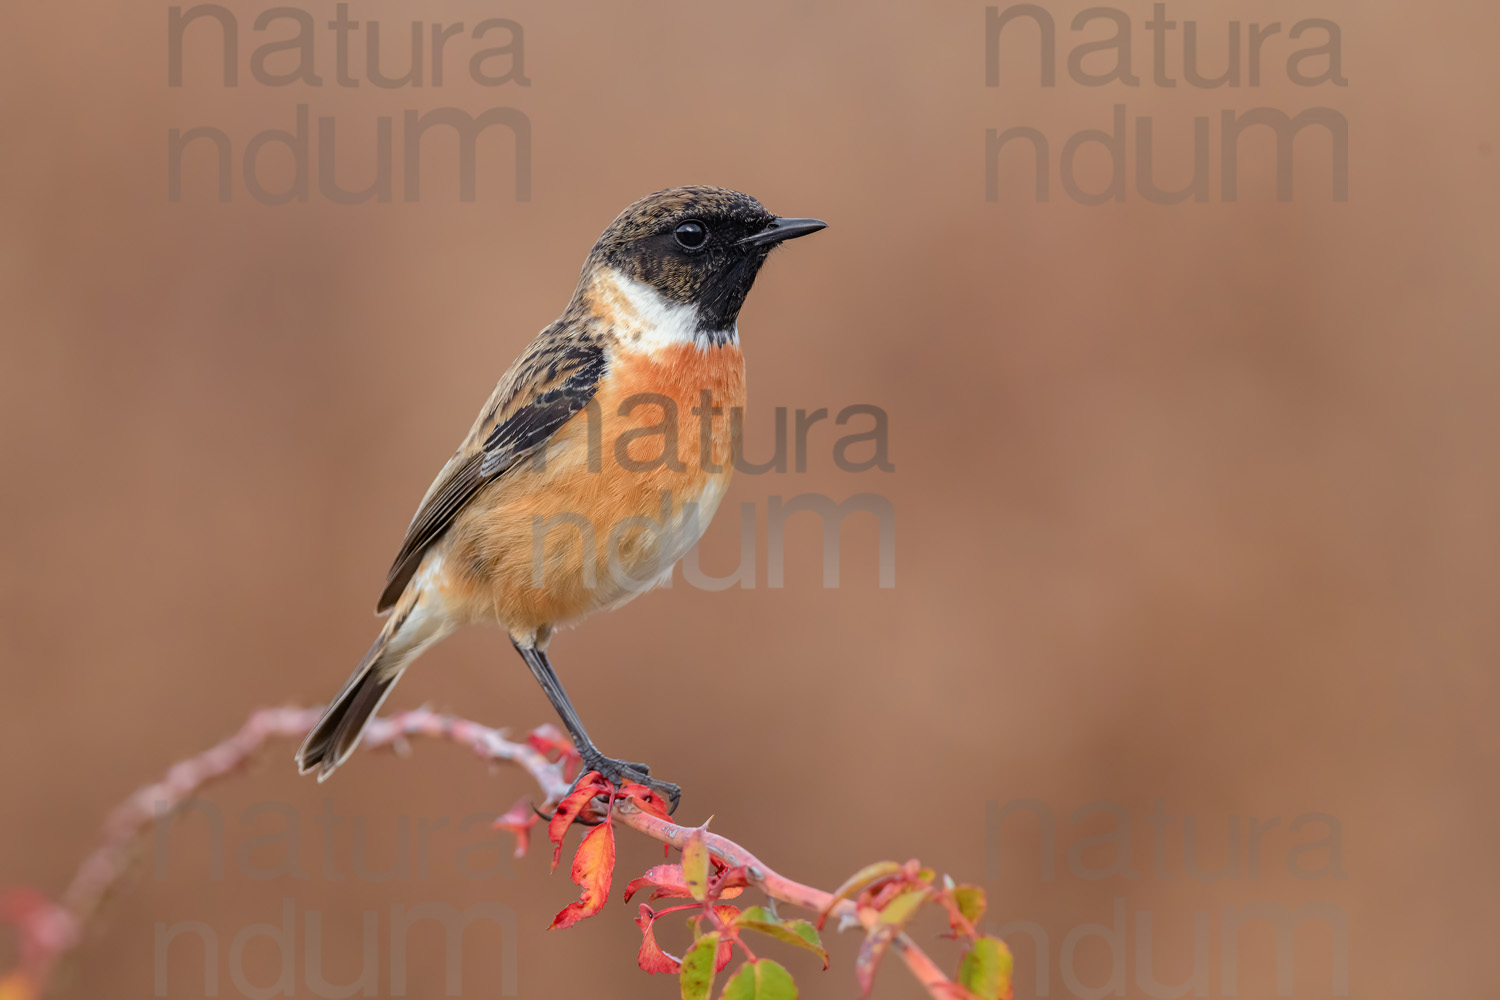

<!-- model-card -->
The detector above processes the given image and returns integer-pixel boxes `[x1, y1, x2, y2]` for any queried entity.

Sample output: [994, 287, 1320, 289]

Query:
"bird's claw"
[580, 752, 682, 815]
[531, 755, 681, 823]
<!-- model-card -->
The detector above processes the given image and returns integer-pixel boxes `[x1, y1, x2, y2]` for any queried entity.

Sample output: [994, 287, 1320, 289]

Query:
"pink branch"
[615, 805, 956, 993]
[3, 708, 955, 999]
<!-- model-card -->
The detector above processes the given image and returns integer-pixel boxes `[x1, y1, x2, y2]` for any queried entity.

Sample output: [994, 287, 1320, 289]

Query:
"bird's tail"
[295, 589, 448, 781]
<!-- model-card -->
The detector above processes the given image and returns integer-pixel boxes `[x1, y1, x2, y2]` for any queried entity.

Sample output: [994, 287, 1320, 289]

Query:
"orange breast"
[601, 342, 747, 471]
[444, 342, 746, 635]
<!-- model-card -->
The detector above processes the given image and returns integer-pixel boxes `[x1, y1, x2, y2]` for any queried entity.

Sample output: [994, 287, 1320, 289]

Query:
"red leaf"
[864, 877, 917, 913]
[626, 862, 749, 904]
[548, 821, 615, 930]
[526, 724, 575, 762]
[547, 771, 610, 872]
[623, 864, 692, 903]
[711, 905, 740, 971]
[633, 904, 682, 974]
[618, 782, 674, 821]
[492, 797, 540, 859]
[711, 865, 751, 900]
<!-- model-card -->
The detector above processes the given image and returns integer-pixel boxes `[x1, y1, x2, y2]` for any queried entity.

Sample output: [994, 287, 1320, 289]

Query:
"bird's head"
[582, 186, 825, 340]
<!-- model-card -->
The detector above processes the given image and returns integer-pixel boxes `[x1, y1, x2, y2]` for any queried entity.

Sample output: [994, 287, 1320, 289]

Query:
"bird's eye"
[674, 220, 708, 250]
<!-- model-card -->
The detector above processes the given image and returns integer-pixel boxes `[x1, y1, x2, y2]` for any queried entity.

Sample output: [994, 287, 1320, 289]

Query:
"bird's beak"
[739, 217, 828, 246]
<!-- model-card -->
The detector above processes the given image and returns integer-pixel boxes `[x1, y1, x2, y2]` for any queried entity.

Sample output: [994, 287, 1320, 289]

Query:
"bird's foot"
[578, 750, 682, 815]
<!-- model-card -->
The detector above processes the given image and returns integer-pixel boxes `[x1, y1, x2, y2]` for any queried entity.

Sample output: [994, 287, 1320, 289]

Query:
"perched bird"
[295, 186, 825, 808]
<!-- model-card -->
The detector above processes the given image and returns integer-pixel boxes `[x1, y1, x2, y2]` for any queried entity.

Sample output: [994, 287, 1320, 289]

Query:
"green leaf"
[958, 936, 1014, 1000]
[735, 908, 825, 953]
[731, 912, 829, 969]
[816, 861, 902, 929]
[683, 828, 710, 902]
[878, 888, 928, 927]
[720, 958, 798, 1000]
[680, 932, 721, 1000]
[953, 885, 987, 925]
[783, 920, 823, 953]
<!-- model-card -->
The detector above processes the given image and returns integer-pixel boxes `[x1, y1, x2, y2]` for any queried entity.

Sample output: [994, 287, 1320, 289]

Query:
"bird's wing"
[375, 327, 606, 612]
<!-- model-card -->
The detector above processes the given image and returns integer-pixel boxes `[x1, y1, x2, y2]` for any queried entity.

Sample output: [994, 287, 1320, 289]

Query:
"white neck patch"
[594, 267, 738, 353]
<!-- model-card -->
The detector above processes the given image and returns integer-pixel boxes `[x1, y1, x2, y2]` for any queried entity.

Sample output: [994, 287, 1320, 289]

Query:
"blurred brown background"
[1, 0, 1496, 997]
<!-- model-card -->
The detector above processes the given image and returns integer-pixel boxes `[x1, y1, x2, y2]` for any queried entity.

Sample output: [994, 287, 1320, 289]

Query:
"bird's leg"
[512, 639, 681, 813]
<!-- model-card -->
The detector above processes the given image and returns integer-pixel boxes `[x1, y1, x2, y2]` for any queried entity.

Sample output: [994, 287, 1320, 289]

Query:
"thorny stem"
[1, 707, 956, 999]
[615, 804, 956, 993]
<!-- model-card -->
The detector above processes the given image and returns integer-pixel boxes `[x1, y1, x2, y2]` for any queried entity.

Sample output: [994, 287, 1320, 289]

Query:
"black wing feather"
[375, 342, 606, 612]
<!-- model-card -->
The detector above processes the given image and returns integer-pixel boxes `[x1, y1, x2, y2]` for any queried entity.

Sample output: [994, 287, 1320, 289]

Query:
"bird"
[295, 186, 826, 810]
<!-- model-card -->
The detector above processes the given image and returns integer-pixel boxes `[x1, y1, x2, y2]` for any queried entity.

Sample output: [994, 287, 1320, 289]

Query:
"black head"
[585, 186, 826, 334]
